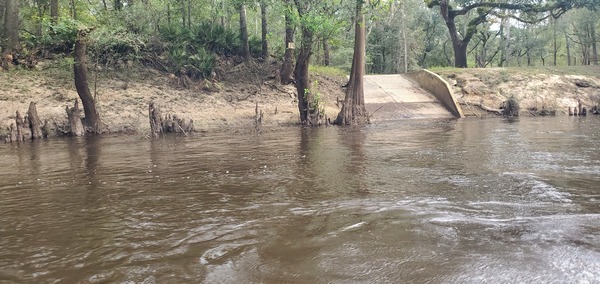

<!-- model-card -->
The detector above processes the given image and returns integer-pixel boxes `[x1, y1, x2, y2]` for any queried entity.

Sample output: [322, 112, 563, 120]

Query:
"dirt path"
[364, 74, 454, 120]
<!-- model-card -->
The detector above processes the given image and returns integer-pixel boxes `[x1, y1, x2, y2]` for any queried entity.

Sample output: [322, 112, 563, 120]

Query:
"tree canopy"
[0, 0, 598, 81]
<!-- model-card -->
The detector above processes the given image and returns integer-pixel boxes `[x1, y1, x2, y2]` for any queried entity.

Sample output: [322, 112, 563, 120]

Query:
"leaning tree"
[73, 29, 102, 134]
[425, 0, 594, 68]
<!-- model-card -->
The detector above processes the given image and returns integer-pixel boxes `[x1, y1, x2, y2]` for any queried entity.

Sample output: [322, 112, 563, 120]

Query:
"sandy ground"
[0, 61, 347, 136]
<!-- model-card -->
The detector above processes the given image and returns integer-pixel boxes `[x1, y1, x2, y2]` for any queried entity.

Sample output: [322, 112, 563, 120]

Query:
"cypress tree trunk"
[74, 29, 102, 134]
[294, 27, 317, 125]
[335, 0, 368, 126]
[280, 0, 295, 84]
[293, 0, 320, 125]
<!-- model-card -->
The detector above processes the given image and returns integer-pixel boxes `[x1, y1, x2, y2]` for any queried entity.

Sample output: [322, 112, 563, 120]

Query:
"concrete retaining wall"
[406, 70, 464, 118]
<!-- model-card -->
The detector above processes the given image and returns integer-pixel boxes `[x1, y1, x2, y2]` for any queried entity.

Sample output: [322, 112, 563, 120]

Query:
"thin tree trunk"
[504, 20, 511, 66]
[260, 0, 269, 59]
[220, 0, 225, 27]
[181, 0, 186, 28]
[280, 1, 295, 84]
[294, 27, 315, 124]
[565, 31, 572, 66]
[591, 24, 598, 65]
[35, 1, 43, 37]
[2, 0, 19, 54]
[239, 4, 250, 61]
[401, 2, 408, 73]
[167, 4, 171, 25]
[71, 0, 77, 19]
[187, 0, 192, 29]
[74, 29, 101, 134]
[293, 0, 320, 125]
[335, 0, 368, 126]
[51, 0, 59, 22]
[323, 38, 330, 66]
[553, 18, 558, 66]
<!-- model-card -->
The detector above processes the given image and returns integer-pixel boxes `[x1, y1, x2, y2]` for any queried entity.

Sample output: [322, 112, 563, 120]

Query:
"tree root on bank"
[4, 102, 50, 143]
[149, 102, 194, 138]
[461, 100, 502, 115]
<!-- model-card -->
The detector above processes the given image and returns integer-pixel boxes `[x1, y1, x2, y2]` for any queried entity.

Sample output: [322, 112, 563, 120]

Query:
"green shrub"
[23, 17, 79, 54]
[167, 44, 215, 79]
[191, 23, 241, 56]
[90, 26, 147, 65]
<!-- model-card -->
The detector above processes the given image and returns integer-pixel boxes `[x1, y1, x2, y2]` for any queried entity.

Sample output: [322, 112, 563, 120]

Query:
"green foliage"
[167, 44, 215, 79]
[309, 65, 347, 77]
[304, 80, 326, 118]
[23, 17, 80, 53]
[158, 22, 261, 78]
[191, 23, 241, 56]
[90, 26, 147, 65]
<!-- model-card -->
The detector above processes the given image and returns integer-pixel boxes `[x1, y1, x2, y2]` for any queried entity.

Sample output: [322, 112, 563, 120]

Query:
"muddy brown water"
[1, 117, 599, 283]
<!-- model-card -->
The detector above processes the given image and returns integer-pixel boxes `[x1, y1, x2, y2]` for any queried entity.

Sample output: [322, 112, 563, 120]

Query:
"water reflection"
[85, 136, 101, 187]
[339, 127, 369, 195]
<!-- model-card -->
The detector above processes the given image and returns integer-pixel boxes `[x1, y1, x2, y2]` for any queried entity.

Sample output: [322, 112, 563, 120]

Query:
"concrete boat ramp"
[363, 74, 460, 120]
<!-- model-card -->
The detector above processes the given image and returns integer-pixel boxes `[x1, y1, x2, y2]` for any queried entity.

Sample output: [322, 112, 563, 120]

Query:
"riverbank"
[2, 63, 599, 138]
[0, 59, 347, 137]
[434, 66, 600, 117]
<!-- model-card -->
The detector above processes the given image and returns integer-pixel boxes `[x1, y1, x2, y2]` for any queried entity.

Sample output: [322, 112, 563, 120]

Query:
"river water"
[0, 117, 599, 283]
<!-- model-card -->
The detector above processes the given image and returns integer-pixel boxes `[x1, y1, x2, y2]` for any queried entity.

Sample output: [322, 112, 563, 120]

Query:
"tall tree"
[238, 3, 250, 61]
[260, 0, 269, 58]
[2, 0, 20, 55]
[50, 0, 59, 23]
[280, 0, 295, 84]
[335, 0, 368, 126]
[425, 0, 584, 68]
[591, 24, 598, 65]
[293, 0, 321, 125]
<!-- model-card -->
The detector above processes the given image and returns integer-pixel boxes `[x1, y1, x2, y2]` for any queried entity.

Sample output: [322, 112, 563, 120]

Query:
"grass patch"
[309, 65, 348, 77]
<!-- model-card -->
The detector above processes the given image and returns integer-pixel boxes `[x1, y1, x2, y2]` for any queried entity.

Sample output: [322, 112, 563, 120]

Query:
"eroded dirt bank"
[2, 64, 599, 139]
[0, 61, 346, 137]
[436, 66, 600, 117]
